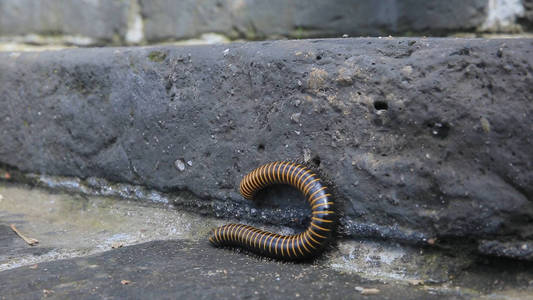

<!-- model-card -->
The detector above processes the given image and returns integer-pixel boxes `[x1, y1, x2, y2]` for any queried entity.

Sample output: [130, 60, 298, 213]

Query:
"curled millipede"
[209, 161, 336, 260]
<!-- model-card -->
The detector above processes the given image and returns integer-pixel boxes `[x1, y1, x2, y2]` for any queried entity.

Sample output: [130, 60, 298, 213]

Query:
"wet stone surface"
[1, 183, 533, 299]
[1, 238, 533, 299]
[0, 239, 449, 300]
[0, 183, 219, 271]
[0, 182, 467, 283]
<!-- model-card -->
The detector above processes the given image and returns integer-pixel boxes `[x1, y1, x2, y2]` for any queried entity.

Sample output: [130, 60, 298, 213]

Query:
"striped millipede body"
[209, 161, 336, 260]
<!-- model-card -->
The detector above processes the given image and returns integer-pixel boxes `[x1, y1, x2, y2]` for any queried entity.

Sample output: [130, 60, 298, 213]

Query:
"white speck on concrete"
[303, 149, 312, 162]
[290, 113, 301, 123]
[175, 159, 186, 171]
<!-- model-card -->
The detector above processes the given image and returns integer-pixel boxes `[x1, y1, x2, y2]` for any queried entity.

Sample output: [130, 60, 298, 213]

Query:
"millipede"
[209, 161, 336, 260]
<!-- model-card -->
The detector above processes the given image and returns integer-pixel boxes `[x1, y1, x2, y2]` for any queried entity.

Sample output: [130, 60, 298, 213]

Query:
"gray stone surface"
[139, 0, 234, 42]
[234, 0, 489, 39]
[521, 0, 533, 29]
[396, 0, 487, 32]
[229, 0, 397, 39]
[2, 0, 527, 46]
[0, 183, 217, 271]
[0, 240, 448, 299]
[0, 38, 532, 260]
[0, 224, 54, 266]
[0, 0, 128, 44]
[2, 183, 533, 299]
[142, 0, 490, 42]
[0, 182, 476, 283]
[0, 239, 531, 299]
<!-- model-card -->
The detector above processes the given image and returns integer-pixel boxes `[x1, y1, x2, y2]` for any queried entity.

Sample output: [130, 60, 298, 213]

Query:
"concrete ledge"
[0, 239, 473, 299]
[1, 38, 532, 260]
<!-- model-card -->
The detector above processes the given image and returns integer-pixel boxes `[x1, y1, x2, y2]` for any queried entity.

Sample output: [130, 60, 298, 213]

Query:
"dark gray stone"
[0, 0, 128, 44]
[0, 38, 532, 260]
[139, 0, 234, 42]
[396, 0, 488, 32]
[141, 0, 491, 42]
[230, 0, 489, 39]
[479, 240, 533, 260]
[0, 224, 53, 263]
[0, 240, 498, 299]
[0, 0, 525, 44]
[1, 240, 532, 298]
[230, 0, 398, 38]
[520, 0, 533, 29]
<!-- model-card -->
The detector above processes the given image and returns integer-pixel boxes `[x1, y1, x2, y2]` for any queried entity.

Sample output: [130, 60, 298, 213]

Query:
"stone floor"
[1, 183, 532, 299]
[0, 239, 459, 300]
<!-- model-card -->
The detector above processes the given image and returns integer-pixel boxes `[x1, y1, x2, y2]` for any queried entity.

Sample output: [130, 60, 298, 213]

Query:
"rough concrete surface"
[1, 238, 532, 299]
[0, 183, 469, 284]
[0, 38, 532, 261]
[1, 182, 533, 299]
[0, 240, 461, 300]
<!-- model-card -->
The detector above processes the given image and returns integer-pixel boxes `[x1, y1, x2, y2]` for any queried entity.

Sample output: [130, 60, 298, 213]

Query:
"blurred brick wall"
[0, 0, 530, 46]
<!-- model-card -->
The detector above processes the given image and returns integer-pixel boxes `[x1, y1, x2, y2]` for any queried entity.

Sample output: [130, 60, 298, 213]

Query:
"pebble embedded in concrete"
[175, 159, 186, 171]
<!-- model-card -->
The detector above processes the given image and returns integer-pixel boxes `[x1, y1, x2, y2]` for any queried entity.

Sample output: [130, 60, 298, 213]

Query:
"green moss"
[293, 27, 305, 39]
[148, 51, 167, 62]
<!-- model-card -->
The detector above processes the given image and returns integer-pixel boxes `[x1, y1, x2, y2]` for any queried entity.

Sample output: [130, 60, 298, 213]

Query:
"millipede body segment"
[209, 161, 336, 260]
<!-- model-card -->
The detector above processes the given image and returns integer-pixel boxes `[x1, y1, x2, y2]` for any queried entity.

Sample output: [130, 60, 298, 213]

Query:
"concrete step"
[1, 38, 532, 262]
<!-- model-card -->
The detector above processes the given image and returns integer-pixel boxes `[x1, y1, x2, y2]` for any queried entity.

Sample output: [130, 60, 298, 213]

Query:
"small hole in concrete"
[312, 155, 321, 167]
[258, 144, 265, 152]
[429, 121, 451, 139]
[316, 55, 322, 60]
[374, 101, 388, 110]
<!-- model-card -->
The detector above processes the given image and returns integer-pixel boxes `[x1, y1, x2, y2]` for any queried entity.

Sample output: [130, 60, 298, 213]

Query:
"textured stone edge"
[0, 38, 532, 260]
